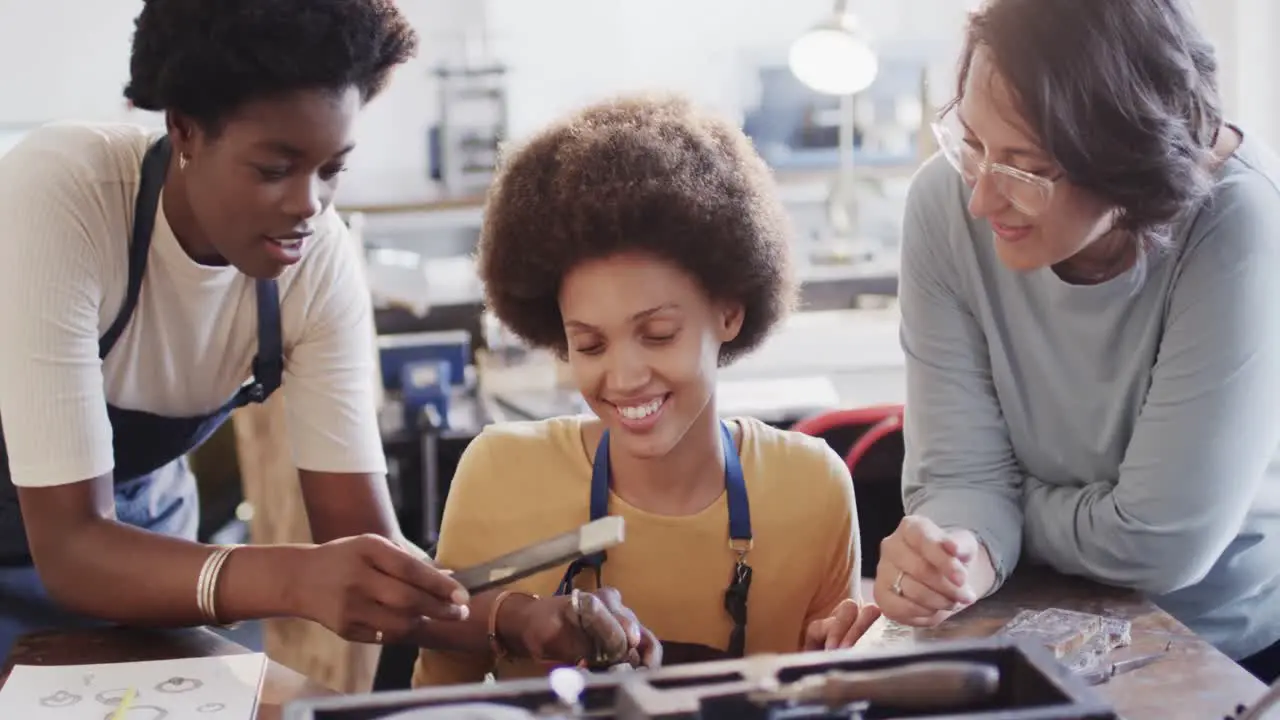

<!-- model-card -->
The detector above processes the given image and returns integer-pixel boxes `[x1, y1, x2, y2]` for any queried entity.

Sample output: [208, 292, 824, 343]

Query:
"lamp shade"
[788, 16, 878, 96]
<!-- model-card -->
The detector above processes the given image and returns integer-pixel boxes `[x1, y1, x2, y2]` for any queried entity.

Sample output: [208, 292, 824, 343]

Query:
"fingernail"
[451, 589, 470, 605]
[456, 604, 470, 621]
[950, 572, 965, 585]
[960, 589, 977, 604]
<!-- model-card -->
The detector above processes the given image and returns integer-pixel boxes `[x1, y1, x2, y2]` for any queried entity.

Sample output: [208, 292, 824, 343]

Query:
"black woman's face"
[172, 86, 359, 278]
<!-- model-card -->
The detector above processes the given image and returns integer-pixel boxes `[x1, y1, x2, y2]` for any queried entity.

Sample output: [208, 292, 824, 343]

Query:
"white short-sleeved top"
[0, 121, 387, 487]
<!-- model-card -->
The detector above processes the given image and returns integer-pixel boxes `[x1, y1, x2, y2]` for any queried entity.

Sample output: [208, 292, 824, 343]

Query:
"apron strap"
[720, 420, 752, 657]
[557, 420, 754, 658]
[554, 436, 616, 591]
[242, 279, 284, 404]
[99, 136, 171, 359]
[586, 420, 752, 536]
[721, 421, 752, 546]
[219, 279, 282, 411]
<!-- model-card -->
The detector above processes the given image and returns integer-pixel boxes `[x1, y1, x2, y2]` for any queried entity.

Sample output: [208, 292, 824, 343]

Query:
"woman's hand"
[803, 599, 882, 651]
[502, 587, 662, 669]
[874, 515, 983, 627]
[287, 534, 471, 643]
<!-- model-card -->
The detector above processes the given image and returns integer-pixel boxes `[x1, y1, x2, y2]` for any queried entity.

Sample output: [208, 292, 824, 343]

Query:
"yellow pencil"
[108, 688, 137, 720]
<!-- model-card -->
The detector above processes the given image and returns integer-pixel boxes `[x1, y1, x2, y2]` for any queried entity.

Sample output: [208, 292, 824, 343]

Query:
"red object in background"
[790, 404, 904, 475]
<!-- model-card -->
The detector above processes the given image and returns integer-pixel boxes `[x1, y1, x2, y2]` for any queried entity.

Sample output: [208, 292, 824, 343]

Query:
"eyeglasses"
[930, 106, 1057, 217]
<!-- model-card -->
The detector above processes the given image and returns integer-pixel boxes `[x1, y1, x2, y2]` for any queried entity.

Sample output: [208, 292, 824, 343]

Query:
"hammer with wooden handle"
[753, 660, 1001, 710]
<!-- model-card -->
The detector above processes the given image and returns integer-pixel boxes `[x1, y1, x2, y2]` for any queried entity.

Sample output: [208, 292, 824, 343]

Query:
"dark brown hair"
[477, 93, 796, 366]
[957, 0, 1223, 242]
[124, 0, 417, 133]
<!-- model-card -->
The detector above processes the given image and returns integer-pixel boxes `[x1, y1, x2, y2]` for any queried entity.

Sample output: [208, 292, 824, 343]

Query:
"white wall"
[1193, 0, 1280, 148]
[0, 0, 1274, 203]
[0, 1, 140, 125]
[0, 0, 485, 183]
[483, 0, 971, 136]
[0, 1, 967, 196]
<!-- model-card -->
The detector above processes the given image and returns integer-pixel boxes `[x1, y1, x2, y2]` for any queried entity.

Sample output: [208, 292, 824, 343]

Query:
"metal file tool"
[449, 516, 626, 594]
[1079, 646, 1170, 685]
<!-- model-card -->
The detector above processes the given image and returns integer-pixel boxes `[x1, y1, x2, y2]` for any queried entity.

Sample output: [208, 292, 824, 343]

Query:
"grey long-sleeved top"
[899, 137, 1280, 660]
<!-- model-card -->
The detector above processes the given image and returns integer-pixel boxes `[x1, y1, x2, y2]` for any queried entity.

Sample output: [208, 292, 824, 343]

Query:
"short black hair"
[124, 0, 418, 131]
[957, 0, 1222, 243]
[478, 93, 797, 366]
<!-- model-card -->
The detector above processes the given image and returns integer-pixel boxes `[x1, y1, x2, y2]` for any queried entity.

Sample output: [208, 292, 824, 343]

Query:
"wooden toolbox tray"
[283, 636, 1118, 720]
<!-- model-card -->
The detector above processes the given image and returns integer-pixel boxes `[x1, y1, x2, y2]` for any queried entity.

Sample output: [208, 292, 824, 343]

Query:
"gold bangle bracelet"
[196, 545, 237, 626]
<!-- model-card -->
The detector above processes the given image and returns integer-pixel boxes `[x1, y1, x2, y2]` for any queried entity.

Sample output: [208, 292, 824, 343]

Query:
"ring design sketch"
[892, 570, 905, 596]
[96, 687, 138, 705]
[197, 702, 226, 713]
[155, 676, 203, 694]
[40, 689, 82, 707]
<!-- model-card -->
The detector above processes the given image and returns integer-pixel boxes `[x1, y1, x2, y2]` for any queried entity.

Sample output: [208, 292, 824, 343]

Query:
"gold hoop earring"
[179, 153, 190, 171]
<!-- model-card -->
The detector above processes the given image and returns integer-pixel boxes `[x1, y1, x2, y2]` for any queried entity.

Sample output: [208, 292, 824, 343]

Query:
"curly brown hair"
[477, 93, 797, 366]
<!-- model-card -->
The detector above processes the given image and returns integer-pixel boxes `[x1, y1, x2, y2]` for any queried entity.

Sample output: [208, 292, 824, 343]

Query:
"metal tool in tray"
[283, 636, 1121, 720]
[374, 660, 999, 719]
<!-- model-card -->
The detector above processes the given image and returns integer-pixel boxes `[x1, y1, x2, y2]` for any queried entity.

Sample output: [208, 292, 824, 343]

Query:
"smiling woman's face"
[171, 86, 360, 278]
[958, 47, 1120, 273]
[558, 252, 742, 460]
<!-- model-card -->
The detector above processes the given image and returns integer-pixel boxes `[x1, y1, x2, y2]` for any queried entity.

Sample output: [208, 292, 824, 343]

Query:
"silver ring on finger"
[892, 570, 905, 596]
[374, 629, 384, 644]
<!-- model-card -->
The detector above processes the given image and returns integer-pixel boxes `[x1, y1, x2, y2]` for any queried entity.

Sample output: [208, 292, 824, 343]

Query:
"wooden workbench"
[858, 567, 1267, 719]
[3, 569, 1267, 720]
[0, 627, 335, 720]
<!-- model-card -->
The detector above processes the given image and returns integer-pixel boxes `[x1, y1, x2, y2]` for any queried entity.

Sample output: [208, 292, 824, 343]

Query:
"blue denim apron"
[555, 421, 754, 666]
[0, 136, 284, 659]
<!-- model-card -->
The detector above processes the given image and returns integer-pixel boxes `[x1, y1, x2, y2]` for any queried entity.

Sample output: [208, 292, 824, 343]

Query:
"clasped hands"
[511, 586, 881, 667]
[873, 515, 985, 626]
[505, 587, 663, 669]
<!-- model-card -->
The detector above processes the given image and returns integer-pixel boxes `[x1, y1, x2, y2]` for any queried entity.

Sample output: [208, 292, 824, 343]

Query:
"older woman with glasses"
[874, 0, 1280, 682]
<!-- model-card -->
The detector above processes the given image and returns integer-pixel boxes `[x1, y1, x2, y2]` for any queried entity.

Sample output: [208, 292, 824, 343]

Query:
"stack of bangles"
[197, 544, 239, 626]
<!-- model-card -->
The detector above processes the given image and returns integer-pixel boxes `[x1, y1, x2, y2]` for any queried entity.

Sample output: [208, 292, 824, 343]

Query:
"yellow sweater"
[412, 415, 861, 686]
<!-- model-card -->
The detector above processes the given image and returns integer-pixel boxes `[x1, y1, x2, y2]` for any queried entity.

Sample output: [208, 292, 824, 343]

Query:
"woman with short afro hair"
[0, 0, 471, 657]
[413, 94, 879, 686]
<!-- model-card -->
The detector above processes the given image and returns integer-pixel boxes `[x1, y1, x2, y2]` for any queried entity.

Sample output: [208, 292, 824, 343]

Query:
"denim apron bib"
[0, 136, 284, 658]
[555, 421, 754, 666]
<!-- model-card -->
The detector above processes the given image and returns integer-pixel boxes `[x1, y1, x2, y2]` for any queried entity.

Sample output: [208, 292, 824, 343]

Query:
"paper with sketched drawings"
[0, 653, 267, 719]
